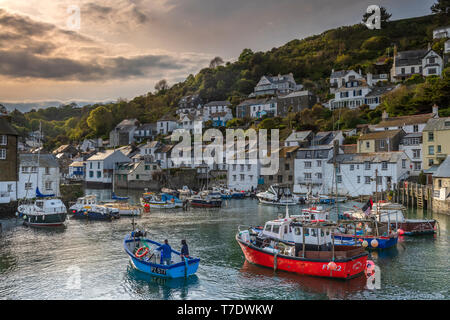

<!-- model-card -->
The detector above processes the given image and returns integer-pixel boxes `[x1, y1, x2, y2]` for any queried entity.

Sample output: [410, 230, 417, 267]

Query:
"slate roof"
[395, 49, 428, 67]
[358, 129, 403, 140]
[158, 114, 177, 121]
[20, 154, 59, 167]
[433, 156, 450, 178]
[278, 90, 313, 99]
[375, 113, 435, 128]
[365, 86, 397, 98]
[328, 151, 406, 164]
[423, 117, 450, 131]
[87, 150, 115, 161]
[285, 130, 313, 142]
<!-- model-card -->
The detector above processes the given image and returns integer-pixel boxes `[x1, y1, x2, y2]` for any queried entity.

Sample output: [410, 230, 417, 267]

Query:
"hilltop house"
[390, 47, 443, 82]
[18, 154, 60, 199]
[109, 119, 140, 147]
[357, 130, 405, 153]
[85, 150, 131, 187]
[422, 117, 450, 170]
[236, 98, 277, 119]
[134, 123, 157, 143]
[329, 78, 371, 110]
[284, 130, 314, 147]
[329, 69, 364, 93]
[0, 116, 19, 204]
[157, 114, 178, 135]
[253, 73, 302, 97]
[276, 90, 317, 116]
[177, 94, 202, 114]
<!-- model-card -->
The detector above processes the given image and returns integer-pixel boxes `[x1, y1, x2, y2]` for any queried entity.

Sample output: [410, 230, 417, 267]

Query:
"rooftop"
[0, 117, 18, 135]
[433, 156, 450, 178]
[375, 113, 435, 128]
[358, 129, 404, 140]
[329, 151, 406, 164]
[423, 117, 450, 131]
[20, 154, 59, 167]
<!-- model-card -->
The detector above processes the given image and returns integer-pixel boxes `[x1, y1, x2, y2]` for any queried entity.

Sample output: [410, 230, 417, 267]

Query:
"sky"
[0, 0, 436, 108]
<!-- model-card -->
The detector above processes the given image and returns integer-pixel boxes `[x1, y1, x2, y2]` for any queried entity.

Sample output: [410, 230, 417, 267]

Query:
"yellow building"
[357, 129, 404, 153]
[423, 117, 450, 170]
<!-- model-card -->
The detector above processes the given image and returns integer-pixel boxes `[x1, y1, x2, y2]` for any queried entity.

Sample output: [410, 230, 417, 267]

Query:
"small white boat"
[178, 186, 193, 199]
[256, 184, 297, 206]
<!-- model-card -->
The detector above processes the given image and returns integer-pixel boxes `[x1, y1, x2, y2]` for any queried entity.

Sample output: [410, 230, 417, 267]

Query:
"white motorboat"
[256, 184, 298, 206]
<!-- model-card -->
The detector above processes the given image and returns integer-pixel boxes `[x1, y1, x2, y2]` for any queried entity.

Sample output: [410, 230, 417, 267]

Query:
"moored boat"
[124, 231, 200, 278]
[17, 191, 67, 228]
[103, 202, 142, 217]
[140, 192, 184, 209]
[256, 184, 298, 206]
[188, 191, 223, 208]
[236, 211, 368, 279]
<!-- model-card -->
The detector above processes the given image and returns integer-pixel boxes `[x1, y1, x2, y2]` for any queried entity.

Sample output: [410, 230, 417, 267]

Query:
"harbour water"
[0, 190, 449, 300]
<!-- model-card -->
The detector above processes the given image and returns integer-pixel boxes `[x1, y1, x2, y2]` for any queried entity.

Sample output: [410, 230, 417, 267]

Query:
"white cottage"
[85, 150, 131, 187]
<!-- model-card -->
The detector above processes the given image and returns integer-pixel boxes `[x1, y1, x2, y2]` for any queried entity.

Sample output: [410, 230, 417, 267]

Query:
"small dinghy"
[124, 231, 200, 278]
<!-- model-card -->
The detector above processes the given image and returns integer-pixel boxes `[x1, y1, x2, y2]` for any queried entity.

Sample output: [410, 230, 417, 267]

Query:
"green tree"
[86, 106, 113, 136]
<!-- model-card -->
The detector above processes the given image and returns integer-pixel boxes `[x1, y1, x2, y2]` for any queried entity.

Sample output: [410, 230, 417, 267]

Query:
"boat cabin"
[34, 199, 66, 212]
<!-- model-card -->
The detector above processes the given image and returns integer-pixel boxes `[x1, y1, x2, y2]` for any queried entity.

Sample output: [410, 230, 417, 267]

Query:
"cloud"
[0, 8, 209, 81]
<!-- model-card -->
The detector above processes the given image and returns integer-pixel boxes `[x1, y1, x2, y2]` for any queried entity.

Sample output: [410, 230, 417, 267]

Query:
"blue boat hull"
[333, 234, 398, 249]
[71, 210, 119, 221]
[124, 237, 200, 279]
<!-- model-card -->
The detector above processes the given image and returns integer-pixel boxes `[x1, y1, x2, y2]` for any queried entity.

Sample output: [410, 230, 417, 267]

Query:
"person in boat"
[156, 239, 172, 265]
[180, 239, 189, 259]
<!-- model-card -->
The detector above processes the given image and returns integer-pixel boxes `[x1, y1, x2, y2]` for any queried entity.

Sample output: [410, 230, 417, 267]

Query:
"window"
[411, 67, 415, 74]
[272, 225, 280, 234]
[97, 171, 102, 178]
[0, 135, 7, 145]
[317, 173, 322, 179]
[305, 161, 312, 168]
[428, 146, 435, 155]
[365, 176, 371, 184]
[380, 140, 385, 148]
[285, 164, 290, 171]
[288, 175, 293, 181]
[0, 149, 6, 160]
[382, 161, 388, 170]
[402, 159, 406, 169]
[376, 176, 382, 185]
[240, 174, 245, 181]
[232, 175, 236, 181]
[304, 173, 312, 181]
[265, 224, 272, 232]
[413, 125, 419, 133]
[7, 184, 12, 192]
[337, 175, 342, 183]
[89, 171, 94, 178]
[366, 142, 370, 148]
[97, 162, 100, 169]
[45, 167, 50, 175]
[350, 164, 354, 171]
[428, 132, 434, 142]
[357, 176, 361, 184]
[45, 181, 52, 190]
[25, 183, 33, 190]
[438, 145, 442, 153]
[310, 229, 317, 237]
[294, 228, 301, 236]
[317, 160, 322, 167]
[414, 162, 421, 171]
[90, 162, 93, 169]
[429, 159, 434, 166]
[304, 228, 310, 236]
[413, 149, 421, 159]
[438, 179, 442, 188]
[428, 68, 437, 75]
[365, 162, 371, 170]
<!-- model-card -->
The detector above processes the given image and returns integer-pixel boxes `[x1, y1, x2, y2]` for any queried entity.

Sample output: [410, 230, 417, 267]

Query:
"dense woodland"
[6, 9, 450, 150]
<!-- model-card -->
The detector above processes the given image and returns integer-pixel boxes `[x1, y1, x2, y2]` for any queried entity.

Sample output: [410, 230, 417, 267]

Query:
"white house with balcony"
[328, 79, 371, 110]
[391, 48, 443, 82]
[330, 69, 364, 93]
[85, 150, 130, 187]
[17, 154, 61, 199]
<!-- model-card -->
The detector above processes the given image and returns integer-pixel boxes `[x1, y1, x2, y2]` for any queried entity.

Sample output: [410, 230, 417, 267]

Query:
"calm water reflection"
[0, 190, 449, 300]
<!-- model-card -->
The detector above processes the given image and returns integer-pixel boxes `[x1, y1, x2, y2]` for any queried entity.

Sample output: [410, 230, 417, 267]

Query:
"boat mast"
[333, 140, 339, 216]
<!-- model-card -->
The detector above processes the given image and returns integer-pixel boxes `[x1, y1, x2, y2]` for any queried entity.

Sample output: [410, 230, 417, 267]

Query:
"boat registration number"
[322, 264, 342, 272]
[151, 267, 167, 275]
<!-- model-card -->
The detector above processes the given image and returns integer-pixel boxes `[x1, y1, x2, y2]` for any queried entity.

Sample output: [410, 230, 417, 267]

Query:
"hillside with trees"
[8, 5, 450, 150]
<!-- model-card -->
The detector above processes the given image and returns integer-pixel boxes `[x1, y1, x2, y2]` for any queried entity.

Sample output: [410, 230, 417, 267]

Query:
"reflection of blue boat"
[333, 234, 398, 249]
[124, 233, 200, 278]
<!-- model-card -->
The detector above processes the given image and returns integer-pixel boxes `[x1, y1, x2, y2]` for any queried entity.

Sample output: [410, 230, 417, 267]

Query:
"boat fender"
[135, 247, 149, 258]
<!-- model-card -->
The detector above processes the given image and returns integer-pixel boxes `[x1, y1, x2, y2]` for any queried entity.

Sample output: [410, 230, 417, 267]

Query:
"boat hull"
[124, 238, 200, 279]
[257, 198, 298, 206]
[21, 212, 67, 227]
[71, 210, 119, 221]
[189, 200, 222, 208]
[237, 237, 367, 279]
[395, 220, 436, 235]
[333, 234, 398, 249]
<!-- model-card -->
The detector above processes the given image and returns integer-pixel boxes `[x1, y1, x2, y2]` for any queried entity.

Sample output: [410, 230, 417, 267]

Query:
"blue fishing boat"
[333, 233, 398, 249]
[123, 232, 200, 278]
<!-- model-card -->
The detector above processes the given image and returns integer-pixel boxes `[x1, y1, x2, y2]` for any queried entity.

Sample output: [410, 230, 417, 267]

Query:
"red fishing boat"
[236, 209, 368, 279]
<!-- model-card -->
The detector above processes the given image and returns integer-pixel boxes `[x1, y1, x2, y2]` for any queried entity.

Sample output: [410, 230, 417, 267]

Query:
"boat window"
[265, 224, 272, 232]
[310, 229, 317, 237]
[311, 214, 315, 220]
[36, 201, 43, 208]
[326, 230, 330, 236]
[284, 225, 288, 234]
[294, 227, 301, 235]
[304, 228, 310, 236]
[321, 230, 324, 237]
[272, 225, 280, 234]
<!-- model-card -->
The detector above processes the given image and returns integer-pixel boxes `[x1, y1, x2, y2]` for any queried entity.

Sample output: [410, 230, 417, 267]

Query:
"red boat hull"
[395, 220, 436, 235]
[237, 238, 367, 279]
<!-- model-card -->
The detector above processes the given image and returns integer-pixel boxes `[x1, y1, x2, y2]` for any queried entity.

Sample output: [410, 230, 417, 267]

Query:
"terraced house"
[0, 115, 19, 204]
[423, 117, 450, 170]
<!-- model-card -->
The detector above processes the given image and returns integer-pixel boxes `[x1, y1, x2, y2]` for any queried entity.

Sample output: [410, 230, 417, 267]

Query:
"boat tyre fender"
[135, 247, 149, 258]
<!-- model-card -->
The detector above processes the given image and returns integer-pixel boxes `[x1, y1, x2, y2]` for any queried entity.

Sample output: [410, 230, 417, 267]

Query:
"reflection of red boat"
[236, 211, 368, 280]
[239, 261, 367, 298]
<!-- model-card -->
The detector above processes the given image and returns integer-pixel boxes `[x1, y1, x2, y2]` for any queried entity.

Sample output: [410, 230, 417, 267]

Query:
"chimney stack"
[432, 104, 439, 117]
